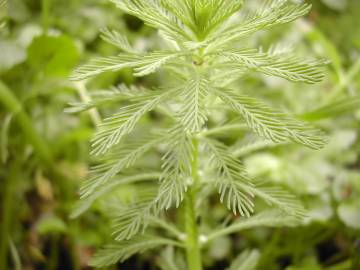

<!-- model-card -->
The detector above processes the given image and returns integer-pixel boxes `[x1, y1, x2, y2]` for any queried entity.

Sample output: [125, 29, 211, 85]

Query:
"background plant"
[1, 0, 360, 269]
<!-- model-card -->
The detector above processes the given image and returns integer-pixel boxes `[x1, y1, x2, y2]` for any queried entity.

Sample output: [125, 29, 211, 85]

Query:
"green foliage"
[2, 0, 360, 269]
[0, 0, 6, 29]
[213, 88, 326, 150]
[69, 0, 329, 268]
[28, 35, 79, 77]
[89, 234, 183, 267]
[228, 249, 260, 270]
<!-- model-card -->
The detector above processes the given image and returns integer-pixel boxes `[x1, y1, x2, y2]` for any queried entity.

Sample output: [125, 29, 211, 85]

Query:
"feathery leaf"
[214, 87, 327, 150]
[221, 49, 326, 84]
[91, 89, 178, 156]
[206, 0, 311, 51]
[110, 0, 192, 42]
[100, 28, 138, 53]
[71, 172, 161, 218]
[111, 188, 158, 241]
[90, 235, 183, 267]
[70, 54, 140, 81]
[204, 138, 255, 217]
[157, 126, 193, 210]
[207, 209, 302, 242]
[248, 180, 307, 218]
[178, 76, 209, 132]
[81, 136, 162, 198]
[71, 51, 184, 81]
[133, 51, 184, 76]
[66, 84, 150, 114]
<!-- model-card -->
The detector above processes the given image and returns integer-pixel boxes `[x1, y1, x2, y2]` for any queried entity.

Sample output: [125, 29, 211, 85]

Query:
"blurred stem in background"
[42, 0, 51, 34]
[326, 58, 360, 102]
[0, 81, 52, 166]
[0, 166, 17, 270]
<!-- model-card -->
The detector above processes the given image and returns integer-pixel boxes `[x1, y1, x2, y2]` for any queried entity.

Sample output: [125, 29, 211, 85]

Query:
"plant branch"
[198, 124, 247, 137]
[150, 217, 184, 240]
[73, 81, 102, 126]
[184, 138, 202, 270]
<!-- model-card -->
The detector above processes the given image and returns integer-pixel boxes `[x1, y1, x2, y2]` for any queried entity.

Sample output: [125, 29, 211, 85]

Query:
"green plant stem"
[9, 238, 21, 270]
[42, 0, 51, 34]
[0, 166, 18, 270]
[198, 124, 247, 137]
[0, 81, 52, 166]
[48, 235, 59, 270]
[150, 217, 184, 240]
[74, 82, 101, 126]
[184, 138, 202, 270]
[326, 58, 360, 103]
[0, 177, 10, 270]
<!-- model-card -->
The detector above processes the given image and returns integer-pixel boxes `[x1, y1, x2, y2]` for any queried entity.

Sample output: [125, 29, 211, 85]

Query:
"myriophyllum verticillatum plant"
[69, 0, 327, 269]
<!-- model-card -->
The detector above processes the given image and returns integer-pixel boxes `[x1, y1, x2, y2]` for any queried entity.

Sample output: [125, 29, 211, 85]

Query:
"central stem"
[185, 138, 202, 270]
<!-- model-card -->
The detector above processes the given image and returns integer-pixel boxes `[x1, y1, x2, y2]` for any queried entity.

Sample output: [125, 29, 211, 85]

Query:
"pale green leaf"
[70, 51, 183, 81]
[82, 136, 162, 198]
[70, 54, 140, 81]
[133, 51, 184, 77]
[111, 189, 157, 241]
[66, 84, 150, 114]
[220, 49, 326, 84]
[157, 126, 193, 209]
[100, 28, 138, 53]
[90, 235, 183, 267]
[178, 76, 209, 132]
[214, 87, 327, 150]
[110, 0, 192, 42]
[207, 209, 302, 242]
[248, 181, 307, 218]
[71, 172, 160, 218]
[206, 1, 311, 52]
[300, 96, 360, 121]
[91, 89, 177, 156]
[204, 138, 255, 217]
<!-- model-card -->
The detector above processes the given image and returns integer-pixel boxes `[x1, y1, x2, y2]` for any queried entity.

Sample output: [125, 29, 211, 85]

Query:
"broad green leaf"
[36, 215, 67, 235]
[337, 199, 360, 229]
[228, 249, 260, 270]
[0, 40, 26, 72]
[321, 0, 348, 11]
[27, 35, 79, 77]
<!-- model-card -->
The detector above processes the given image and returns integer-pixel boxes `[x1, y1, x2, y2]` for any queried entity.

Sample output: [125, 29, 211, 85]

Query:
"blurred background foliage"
[0, 0, 359, 269]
